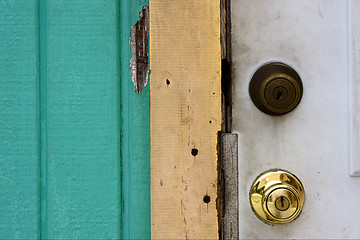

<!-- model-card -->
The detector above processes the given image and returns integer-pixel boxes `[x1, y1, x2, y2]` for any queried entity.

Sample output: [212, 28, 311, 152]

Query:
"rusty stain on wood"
[130, 6, 149, 94]
[150, 0, 222, 239]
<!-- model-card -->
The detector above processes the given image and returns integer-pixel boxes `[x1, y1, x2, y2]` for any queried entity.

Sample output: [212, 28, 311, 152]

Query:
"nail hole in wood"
[203, 195, 210, 203]
[191, 148, 198, 156]
[166, 79, 170, 85]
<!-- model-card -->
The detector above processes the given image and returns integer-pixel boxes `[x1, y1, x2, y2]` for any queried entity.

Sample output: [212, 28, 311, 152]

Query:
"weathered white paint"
[232, 0, 360, 238]
[349, 0, 360, 177]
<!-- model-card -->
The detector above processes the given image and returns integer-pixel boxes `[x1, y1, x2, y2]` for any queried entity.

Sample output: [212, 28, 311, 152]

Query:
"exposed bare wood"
[150, 0, 222, 238]
[130, 6, 149, 94]
[221, 133, 238, 240]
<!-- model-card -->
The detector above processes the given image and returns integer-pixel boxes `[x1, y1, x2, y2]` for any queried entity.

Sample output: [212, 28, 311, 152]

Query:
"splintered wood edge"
[150, 0, 222, 239]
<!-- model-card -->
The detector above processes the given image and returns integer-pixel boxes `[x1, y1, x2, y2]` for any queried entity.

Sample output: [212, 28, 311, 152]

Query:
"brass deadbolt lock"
[249, 169, 305, 224]
[249, 62, 303, 115]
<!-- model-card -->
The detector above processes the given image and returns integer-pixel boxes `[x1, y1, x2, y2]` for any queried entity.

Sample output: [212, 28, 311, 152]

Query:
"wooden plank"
[349, 0, 360, 177]
[221, 134, 238, 240]
[150, 1, 222, 238]
[120, 0, 151, 239]
[45, 1, 121, 238]
[0, 1, 40, 237]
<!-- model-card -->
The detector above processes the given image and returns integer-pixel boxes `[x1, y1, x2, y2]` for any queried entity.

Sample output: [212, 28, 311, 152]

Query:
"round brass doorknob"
[249, 62, 303, 116]
[249, 169, 305, 224]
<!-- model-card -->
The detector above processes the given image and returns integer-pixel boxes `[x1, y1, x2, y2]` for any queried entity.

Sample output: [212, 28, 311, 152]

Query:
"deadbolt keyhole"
[273, 86, 288, 101]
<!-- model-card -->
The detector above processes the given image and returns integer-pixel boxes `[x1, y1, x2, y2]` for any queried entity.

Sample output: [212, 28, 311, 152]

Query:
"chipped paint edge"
[130, 5, 149, 94]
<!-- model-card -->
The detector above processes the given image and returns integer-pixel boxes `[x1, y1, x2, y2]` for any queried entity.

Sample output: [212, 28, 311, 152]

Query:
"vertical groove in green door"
[0, 1, 40, 238]
[38, 0, 48, 238]
[120, 0, 150, 239]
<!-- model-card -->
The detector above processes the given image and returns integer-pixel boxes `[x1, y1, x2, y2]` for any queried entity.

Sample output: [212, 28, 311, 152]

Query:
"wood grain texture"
[150, 0, 222, 238]
[221, 134, 238, 240]
[0, 1, 40, 237]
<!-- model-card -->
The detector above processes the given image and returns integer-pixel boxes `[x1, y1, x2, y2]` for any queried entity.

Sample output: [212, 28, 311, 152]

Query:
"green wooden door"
[0, 0, 150, 238]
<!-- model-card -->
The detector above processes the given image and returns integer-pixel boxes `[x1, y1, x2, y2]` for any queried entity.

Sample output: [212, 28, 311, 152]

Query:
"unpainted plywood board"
[150, 0, 222, 238]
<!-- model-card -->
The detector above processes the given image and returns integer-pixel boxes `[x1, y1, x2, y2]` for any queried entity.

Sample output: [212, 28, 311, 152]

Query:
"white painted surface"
[232, 0, 360, 238]
[349, 1, 360, 177]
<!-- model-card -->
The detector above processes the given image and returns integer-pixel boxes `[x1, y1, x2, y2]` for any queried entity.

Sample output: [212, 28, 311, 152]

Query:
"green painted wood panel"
[0, 1, 40, 238]
[45, 0, 121, 238]
[120, 0, 150, 239]
[0, 0, 150, 238]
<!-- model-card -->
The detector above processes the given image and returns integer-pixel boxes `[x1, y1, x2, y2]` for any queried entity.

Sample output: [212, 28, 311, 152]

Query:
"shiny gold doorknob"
[249, 62, 303, 116]
[249, 169, 305, 224]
